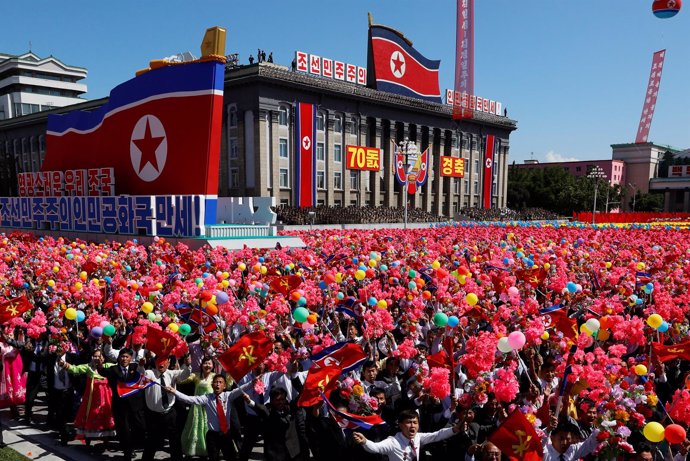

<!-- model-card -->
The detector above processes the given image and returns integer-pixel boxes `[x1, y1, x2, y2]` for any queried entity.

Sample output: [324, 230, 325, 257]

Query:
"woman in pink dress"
[0, 332, 27, 417]
[64, 349, 116, 443]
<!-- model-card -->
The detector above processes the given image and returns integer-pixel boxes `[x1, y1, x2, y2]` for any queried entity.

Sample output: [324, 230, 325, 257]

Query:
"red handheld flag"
[218, 331, 273, 382]
[297, 365, 341, 407]
[269, 275, 302, 296]
[0, 296, 32, 324]
[145, 326, 179, 360]
[652, 341, 690, 362]
[488, 409, 543, 461]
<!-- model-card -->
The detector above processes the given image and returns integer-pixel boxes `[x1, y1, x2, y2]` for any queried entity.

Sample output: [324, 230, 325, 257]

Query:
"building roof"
[0, 51, 88, 73]
[610, 141, 682, 152]
[227, 63, 517, 131]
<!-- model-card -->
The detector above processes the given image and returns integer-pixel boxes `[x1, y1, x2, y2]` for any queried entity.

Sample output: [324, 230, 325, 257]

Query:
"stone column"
[383, 120, 395, 207]
[358, 116, 367, 206]
[369, 117, 383, 207]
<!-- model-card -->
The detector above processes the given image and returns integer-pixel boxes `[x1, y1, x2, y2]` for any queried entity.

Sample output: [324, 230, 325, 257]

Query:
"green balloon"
[293, 307, 309, 323]
[103, 324, 116, 337]
[147, 313, 156, 322]
[433, 312, 449, 328]
[179, 324, 192, 336]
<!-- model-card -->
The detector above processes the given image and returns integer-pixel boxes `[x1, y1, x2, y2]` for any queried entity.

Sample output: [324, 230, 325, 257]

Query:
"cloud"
[544, 150, 579, 163]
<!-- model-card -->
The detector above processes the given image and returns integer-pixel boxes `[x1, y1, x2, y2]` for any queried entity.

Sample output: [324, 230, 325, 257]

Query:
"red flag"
[269, 275, 302, 296]
[515, 268, 548, 286]
[218, 331, 273, 382]
[543, 310, 578, 340]
[295, 102, 316, 208]
[427, 350, 453, 371]
[491, 275, 508, 294]
[145, 326, 179, 360]
[635, 50, 666, 143]
[0, 296, 32, 324]
[81, 260, 98, 276]
[297, 365, 341, 407]
[652, 341, 690, 362]
[488, 409, 543, 461]
[483, 135, 495, 209]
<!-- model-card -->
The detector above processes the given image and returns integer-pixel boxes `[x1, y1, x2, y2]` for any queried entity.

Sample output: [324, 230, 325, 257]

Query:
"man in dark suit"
[20, 334, 47, 423]
[248, 386, 309, 461]
[101, 347, 147, 461]
[45, 342, 78, 445]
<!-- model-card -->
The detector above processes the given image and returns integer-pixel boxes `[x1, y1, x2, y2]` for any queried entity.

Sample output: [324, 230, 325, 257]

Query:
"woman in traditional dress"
[63, 348, 116, 445]
[180, 355, 216, 458]
[0, 331, 27, 418]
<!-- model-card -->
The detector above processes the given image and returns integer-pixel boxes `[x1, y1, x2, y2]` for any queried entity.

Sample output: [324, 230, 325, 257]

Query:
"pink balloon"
[507, 286, 519, 297]
[507, 331, 526, 350]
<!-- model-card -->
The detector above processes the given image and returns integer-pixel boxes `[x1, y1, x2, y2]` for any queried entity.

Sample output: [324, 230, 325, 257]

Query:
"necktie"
[559, 454, 565, 461]
[216, 395, 229, 434]
[59, 368, 67, 385]
[409, 438, 417, 461]
[160, 374, 169, 409]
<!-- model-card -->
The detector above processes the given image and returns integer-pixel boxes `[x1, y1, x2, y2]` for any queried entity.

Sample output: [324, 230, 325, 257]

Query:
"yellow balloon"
[74, 282, 83, 290]
[466, 293, 478, 306]
[142, 302, 154, 314]
[543, 263, 551, 270]
[541, 331, 550, 340]
[47, 280, 55, 287]
[64, 308, 77, 320]
[355, 270, 366, 281]
[431, 261, 441, 270]
[634, 364, 648, 376]
[221, 280, 229, 288]
[368, 259, 377, 267]
[167, 323, 179, 333]
[335, 273, 343, 283]
[53, 266, 60, 273]
[458, 275, 467, 285]
[643, 422, 665, 443]
[580, 324, 593, 336]
[260, 266, 267, 275]
[377, 299, 388, 309]
[79, 271, 88, 281]
[647, 314, 663, 329]
[637, 262, 646, 271]
[238, 263, 247, 271]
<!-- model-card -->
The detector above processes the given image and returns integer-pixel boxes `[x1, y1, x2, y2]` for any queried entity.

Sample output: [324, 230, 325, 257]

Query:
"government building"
[0, 59, 516, 218]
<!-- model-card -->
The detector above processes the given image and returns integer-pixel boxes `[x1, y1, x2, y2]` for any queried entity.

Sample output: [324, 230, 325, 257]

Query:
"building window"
[316, 142, 325, 161]
[334, 115, 342, 132]
[365, 174, 371, 192]
[473, 159, 479, 175]
[280, 198, 290, 206]
[473, 180, 479, 194]
[350, 199, 358, 206]
[279, 168, 289, 188]
[229, 168, 239, 188]
[279, 138, 289, 158]
[228, 105, 238, 127]
[464, 179, 469, 194]
[317, 112, 326, 132]
[576, 166, 581, 172]
[229, 138, 238, 159]
[453, 178, 460, 194]
[350, 117, 358, 135]
[279, 106, 289, 126]
[335, 199, 342, 207]
[334, 171, 342, 190]
[471, 137, 477, 151]
[317, 199, 325, 206]
[334, 144, 342, 163]
[350, 170, 359, 190]
[317, 170, 326, 189]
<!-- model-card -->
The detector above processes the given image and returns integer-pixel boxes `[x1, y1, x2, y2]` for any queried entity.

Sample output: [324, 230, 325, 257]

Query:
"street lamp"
[398, 138, 418, 230]
[588, 166, 607, 225]
[627, 183, 637, 212]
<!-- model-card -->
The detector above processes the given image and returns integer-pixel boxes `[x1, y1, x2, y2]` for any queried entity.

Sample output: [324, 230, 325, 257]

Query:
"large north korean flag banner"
[368, 25, 441, 103]
[483, 135, 495, 209]
[43, 60, 225, 196]
[295, 102, 316, 208]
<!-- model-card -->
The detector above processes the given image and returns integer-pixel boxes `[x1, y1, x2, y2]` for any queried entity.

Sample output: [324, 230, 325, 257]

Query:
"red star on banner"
[133, 118, 164, 174]
[391, 54, 404, 75]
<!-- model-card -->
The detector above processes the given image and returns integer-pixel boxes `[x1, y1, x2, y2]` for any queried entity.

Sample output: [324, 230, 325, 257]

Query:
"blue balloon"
[368, 297, 377, 306]
[657, 321, 669, 333]
[352, 258, 359, 264]
[636, 298, 643, 305]
[646, 283, 654, 292]
[258, 257, 265, 263]
[358, 265, 367, 272]
[76, 310, 86, 322]
[318, 281, 328, 290]
[380, 264, 388, 271]
[503, 258, 510, 265]
[104, 276, 112, 284]
[297, 297, 307, 307]
[215, 291, 229, 305]
[566, 281, 577, 294]
[447, 316, 459, 328]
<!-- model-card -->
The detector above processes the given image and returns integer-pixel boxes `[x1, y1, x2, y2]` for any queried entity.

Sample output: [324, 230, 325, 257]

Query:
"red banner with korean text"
[440, 156, 465, 178]
[454, 0, 474, 120]
[295, 102, 316, 208]
[346, 145, 381, 171]
[482, 135, 495, 209]
[635, 49, 665, 144]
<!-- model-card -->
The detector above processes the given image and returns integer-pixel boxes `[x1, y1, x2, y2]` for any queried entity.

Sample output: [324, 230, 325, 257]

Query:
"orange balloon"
[422, 290, 432, 300]
[206, 304, 218, 316]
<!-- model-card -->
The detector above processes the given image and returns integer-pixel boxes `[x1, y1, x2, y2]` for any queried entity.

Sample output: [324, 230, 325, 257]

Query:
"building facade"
[0, 61, 516, 218]
[514, 159, 625, 187]
[0, 52, 87, 120]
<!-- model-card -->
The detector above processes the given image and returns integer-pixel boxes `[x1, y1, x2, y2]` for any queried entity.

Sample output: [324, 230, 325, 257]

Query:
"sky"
[3, 1, 690, 164]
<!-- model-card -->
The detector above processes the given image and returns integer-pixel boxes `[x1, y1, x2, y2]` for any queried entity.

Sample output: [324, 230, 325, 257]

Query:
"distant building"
[512, 159, 625, 187]
[0, 51, 87, 120]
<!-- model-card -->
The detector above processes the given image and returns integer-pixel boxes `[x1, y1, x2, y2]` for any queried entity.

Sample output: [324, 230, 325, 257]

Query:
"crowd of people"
[0, 223, 689, 461]
[276, 205, 445, 225]
[456, 207, 563, 222]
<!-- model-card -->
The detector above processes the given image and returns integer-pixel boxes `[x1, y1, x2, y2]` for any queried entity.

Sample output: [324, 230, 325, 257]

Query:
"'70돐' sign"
[346, 145, 380, 171]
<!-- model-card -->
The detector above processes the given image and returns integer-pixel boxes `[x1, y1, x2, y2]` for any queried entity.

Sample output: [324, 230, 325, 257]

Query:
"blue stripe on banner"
[370, 26, 440, 70]
[312, 104, 317, 206]
[47, 61, 224, 134]
[376, 81, 441, 103]
[295, 103, 301, 207]
[538, 304, 564, 315]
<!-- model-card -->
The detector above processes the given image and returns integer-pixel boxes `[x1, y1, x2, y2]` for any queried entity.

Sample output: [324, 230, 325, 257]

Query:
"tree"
[633, 192, 663, 212]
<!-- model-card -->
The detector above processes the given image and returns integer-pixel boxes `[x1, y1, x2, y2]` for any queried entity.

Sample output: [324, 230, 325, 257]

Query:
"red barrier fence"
[573, 212, 690, 224]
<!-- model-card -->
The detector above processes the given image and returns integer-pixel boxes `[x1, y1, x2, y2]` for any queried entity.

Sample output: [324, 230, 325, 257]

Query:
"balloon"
[297, 297, 307, 307]
[307, 314, 318, 325]
[647, 314, 663, 329]
[377, 299, 388, 309]
[597, 329, 611, 341]
[665, 424, 687, 444]
[91, 327, 103, 338]
[585, 318, 600, 333]
[447, 315, 459, 328]
[507, 331, 526, 350]
[507, 286, 519, 297]
[541, 331, 550, 340]
[76, 310, 85, 322]
[634, 364, 648, 376]
[215, 291, 229, 305]
[103, 324, 116, 336]
[142, 302, 154, 314]
[653, 0, 682, 18]
[497, 337, 513, 353]
[431, 261, 440, 270]
[466, 293, 478, 306]
[433, 312, 448, 328]
[167, 323, 179, 333]
[147, 313, 156, 321]
[566, 281, 577, 293]
[206, 304, 218, 316]
[64, 308, 77, 320]
[657, 321, 669, 333]
[178, 324, 192, 336]
[368, 297, 377, 306]
[355, 270, 366, 281]
[580, 324, 593, 336]
[643, 421, 665, 443]
[293, 307, 309, 323]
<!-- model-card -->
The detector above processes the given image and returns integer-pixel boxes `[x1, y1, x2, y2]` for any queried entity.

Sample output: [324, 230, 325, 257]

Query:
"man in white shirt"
[542, 422, 599, 461]
[353, 409, 461, 461]
[141, 354, 192, 461]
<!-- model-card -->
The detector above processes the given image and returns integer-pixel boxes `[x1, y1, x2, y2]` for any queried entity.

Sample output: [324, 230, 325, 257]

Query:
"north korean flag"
[368, 25, 441, 103]
[310, 341, 366, 373]
[43, 60, 225, 197]
[295, 102, 316, 208]
[483, 134, 495, 209]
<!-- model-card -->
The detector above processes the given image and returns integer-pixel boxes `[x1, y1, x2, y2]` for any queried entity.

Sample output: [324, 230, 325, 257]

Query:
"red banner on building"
[440, 156, 465, 178]
[295, 102, 316, 208]
[635, 49, 666, 143]
[453, 0, 474, 120]
[482, 135, 495, 209]
[346, 145, 381, 171]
